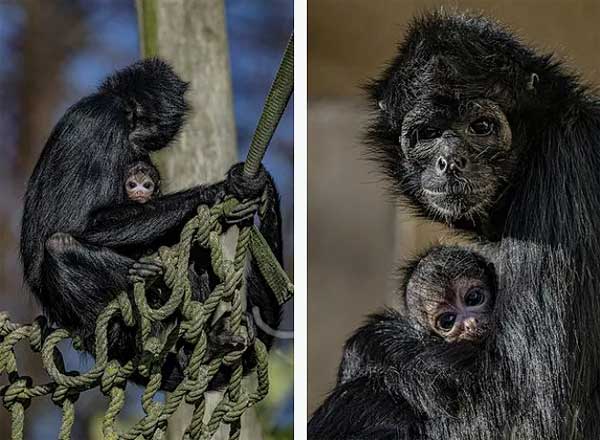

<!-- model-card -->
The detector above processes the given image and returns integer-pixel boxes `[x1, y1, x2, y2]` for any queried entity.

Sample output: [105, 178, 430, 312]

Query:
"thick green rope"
[136, 0, 159, 58]
[0, 194, 290, 440]
[243, 34, 294, 178]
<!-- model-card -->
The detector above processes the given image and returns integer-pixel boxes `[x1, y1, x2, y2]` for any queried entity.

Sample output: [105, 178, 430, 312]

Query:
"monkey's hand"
[207, 315, 248, 357]
[226, 162, 269, 201]
[128, 255, 164, 284]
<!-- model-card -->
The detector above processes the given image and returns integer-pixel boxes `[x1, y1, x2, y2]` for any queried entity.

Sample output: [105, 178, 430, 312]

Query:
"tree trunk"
[146, 0, 237, 188]
[136, 1, 262, 438]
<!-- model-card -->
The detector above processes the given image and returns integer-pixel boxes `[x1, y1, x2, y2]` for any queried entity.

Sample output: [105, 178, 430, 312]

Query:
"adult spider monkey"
[21, 58, 283, 391]
[310, 10, 600, 439]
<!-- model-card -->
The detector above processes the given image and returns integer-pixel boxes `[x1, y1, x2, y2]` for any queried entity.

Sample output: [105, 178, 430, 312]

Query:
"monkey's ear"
[398, 127, 411, 158]
[526, 72, 540, 92]
[399, 136, 410, 158]
[378, 100, 388, 112]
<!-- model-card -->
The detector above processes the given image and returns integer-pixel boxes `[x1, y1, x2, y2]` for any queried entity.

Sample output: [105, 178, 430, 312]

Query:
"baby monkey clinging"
[403, 246, 496, 343]
[125, 161, 161, 204]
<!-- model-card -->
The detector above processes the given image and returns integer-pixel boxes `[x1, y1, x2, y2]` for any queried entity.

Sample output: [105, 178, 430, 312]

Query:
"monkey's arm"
[83, 163, 273, 249]
[83, 183, 227, 248]
[308, 375, 422, 440]
[338, 309, 480, 417]
[338, 309, 427, 383]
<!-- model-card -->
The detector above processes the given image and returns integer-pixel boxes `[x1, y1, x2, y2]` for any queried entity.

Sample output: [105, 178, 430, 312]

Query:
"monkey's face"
[398, 98, 514, 225]
[424, 278, 493, 343]
[405, 247, 495, 343]
[125, 172, 156, 204]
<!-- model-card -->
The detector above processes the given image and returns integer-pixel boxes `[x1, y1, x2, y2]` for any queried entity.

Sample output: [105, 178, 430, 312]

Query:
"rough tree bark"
[136, 1, 262, 438]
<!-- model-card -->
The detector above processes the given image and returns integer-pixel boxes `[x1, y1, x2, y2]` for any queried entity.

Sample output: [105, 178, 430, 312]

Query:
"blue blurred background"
[0, 1, 293, 438]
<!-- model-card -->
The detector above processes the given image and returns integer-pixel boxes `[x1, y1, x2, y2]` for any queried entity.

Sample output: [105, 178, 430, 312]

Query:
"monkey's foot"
[208, 317, 248, 355]
[212, 330, 247, 351]
[46, 232, 79, 254]
[128, 255, 164, 284]
[226, 162, 268, 201]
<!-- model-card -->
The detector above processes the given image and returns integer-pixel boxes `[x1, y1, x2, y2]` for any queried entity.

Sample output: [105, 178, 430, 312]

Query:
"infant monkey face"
[126, 173, 155, 204]
[125, 161, 160, 204]
[405, 246, 496, 343]
[428, 277, 493, 342]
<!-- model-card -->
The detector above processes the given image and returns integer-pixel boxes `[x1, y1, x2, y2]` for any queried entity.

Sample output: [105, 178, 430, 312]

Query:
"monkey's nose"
[435, 155, 469, 175]
[463, 317, 478, 331]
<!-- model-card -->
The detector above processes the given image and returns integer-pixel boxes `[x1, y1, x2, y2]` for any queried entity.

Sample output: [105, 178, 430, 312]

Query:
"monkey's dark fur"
[20, 59, 283, 391]
[309, 246, 493, 439]
[309, 11, 600, 439]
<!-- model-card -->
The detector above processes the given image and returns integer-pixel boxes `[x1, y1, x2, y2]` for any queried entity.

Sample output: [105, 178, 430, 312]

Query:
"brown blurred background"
[308, 0, 600, 415]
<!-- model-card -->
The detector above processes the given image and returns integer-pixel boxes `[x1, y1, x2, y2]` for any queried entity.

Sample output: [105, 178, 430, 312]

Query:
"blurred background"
[0, 0, 292, 438]
[308, 0, 600, 415]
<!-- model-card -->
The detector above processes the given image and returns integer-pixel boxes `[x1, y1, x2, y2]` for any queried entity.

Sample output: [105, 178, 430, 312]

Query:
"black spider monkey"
[20, 58, 283, 391]
[310, 10, 600, 440]
[310, 246, 496, 439]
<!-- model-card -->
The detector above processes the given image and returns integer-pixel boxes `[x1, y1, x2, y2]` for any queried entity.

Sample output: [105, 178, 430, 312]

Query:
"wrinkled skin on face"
[404, 246, 496, 343]
[125, 162, 160, 204]
[398, 97, 515, 225]
[366, 43, 539, 232]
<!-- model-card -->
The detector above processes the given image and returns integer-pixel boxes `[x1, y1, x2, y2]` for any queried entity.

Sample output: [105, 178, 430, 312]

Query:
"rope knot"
[101, 360, 124, 393]
[223, 391, 250, 423]
[4, 377, 32, 409]
[52, 384, 79, 407]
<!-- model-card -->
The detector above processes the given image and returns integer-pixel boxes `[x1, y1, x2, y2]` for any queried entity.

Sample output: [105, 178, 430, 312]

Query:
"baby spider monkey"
[309, 245, 498, 439]
[403, 245, 496, 343]
[309, 246, 497, 439]
[124, 161, 161, 204]
[337, 245, 497, 384]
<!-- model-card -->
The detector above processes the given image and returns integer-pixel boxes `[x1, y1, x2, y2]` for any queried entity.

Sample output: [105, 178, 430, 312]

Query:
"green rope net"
[0, 32, 293, 440]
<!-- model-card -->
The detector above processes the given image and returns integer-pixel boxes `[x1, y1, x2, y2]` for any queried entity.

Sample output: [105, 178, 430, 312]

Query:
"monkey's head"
[395, 95, 514, 224]
[402, 246, 496, 343]
[125, 161, 161, 204]
[367, 12, 543, 228]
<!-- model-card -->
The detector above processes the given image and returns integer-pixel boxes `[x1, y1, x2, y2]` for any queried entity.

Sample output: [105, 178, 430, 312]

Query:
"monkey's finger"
[133, 262, 163, 273]
[128, 275, 145, 283]
[134, 265, 163, 274]
[130, 267, 162, 277]
[137, 259, 163, 270]
[139, 255, 163, 266]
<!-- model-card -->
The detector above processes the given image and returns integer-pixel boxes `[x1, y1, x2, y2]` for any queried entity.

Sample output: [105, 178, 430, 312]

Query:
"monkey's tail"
[100, 58, 190, 151]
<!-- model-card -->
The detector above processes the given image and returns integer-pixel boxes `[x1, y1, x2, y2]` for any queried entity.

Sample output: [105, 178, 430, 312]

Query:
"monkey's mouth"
[131, 195, 150, 204]
[422, 186, 492, 220]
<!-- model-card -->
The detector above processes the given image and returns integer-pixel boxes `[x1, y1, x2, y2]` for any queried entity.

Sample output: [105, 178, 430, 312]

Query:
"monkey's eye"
[468, 118, 494, 136]
[436, 312, 457, 332]
[144, 182, 153, 190]
[416, 126, 441, 141]
[464, 287, 486, 307]
[127, 181, 136, 189]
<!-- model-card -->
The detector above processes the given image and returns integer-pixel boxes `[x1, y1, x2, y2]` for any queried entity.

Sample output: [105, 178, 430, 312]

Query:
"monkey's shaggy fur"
[309, 11, 600, 440]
